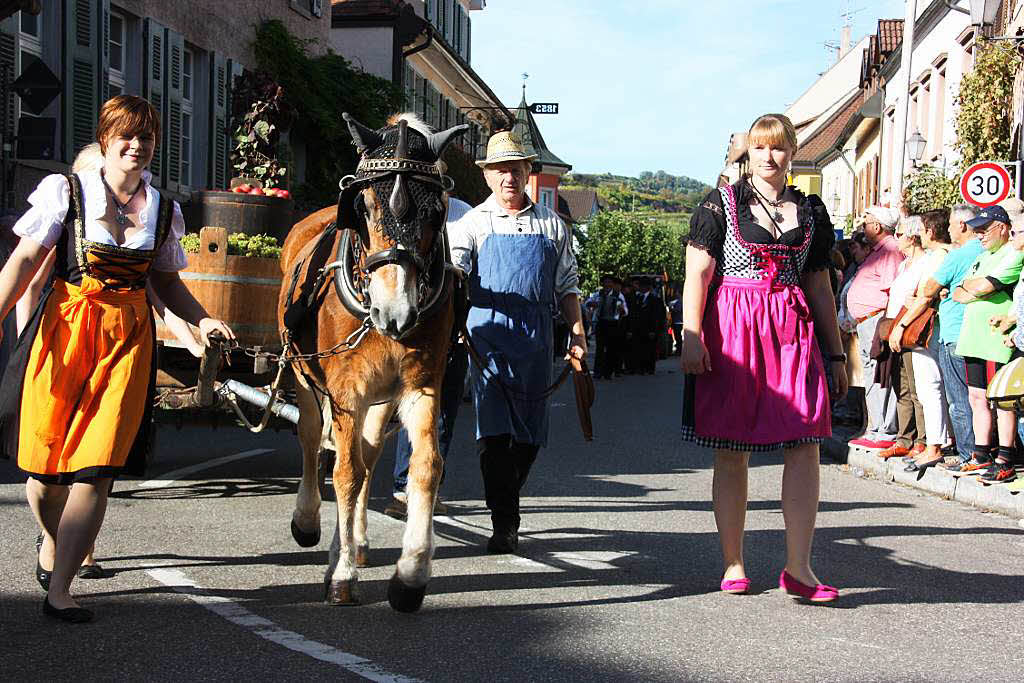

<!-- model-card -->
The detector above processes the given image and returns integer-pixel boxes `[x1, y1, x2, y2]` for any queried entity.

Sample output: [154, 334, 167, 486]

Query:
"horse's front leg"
[354, 402, 394, 568]
[291, 383, 324, 547]
[324, 402, 365, 605]
[389, 389, 442, 613]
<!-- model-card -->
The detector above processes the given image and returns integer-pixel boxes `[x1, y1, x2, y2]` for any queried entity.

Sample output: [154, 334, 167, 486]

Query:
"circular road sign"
[960, 161, 1012, 208]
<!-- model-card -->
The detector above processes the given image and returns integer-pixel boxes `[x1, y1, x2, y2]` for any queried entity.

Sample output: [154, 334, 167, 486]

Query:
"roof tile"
[793, 92, 864, 164]
[557, 188, 602, 224]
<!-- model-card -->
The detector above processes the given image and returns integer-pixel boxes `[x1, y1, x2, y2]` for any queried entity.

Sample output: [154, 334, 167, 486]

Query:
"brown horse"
[277, 113, 467, 612]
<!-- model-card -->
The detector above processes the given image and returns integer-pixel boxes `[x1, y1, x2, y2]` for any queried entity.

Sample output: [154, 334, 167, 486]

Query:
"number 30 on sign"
[960, 161, 1013, 208]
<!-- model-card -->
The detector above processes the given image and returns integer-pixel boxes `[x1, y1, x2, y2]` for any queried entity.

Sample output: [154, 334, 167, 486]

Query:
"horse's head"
[337, 113, 467, 339]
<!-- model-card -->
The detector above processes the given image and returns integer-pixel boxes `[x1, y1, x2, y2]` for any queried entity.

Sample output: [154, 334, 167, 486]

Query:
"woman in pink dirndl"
[681, 114, 847, 602]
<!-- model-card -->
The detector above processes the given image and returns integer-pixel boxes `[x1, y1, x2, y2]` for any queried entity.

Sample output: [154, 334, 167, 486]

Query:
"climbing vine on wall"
[954, 38, 1022, 172]
[902, 164, 959, 212]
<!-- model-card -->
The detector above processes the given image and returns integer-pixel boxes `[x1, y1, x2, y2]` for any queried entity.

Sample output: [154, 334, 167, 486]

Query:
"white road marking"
[145, 567, 423, 683]
[138, 449, 275, 489]
[547, 551, 632, 570]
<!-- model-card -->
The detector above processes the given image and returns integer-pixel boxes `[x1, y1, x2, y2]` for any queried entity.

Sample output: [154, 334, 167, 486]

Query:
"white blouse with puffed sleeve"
[13, 170, 187, 272]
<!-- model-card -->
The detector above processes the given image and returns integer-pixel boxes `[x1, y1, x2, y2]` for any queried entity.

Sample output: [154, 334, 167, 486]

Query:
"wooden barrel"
[156, 226, 282, 349]
[186, 190, 295, 240]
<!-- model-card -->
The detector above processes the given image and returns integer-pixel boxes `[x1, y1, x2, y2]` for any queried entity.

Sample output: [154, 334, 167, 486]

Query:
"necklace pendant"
[773, 210, 784, 223]
[115, 210, 128, 227]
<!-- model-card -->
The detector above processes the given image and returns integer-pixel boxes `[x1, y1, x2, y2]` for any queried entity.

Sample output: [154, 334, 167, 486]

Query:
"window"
[959, 27, 976, 74]
[108, 11, 125, 96]
[180, 48, 194, 187]
[16, 10, 42, 125]
[931, 65, 946, 159]
[19, 9, 39, 38]
[917, 76, 930, 144]
[540, 188, 554, 209]
[882, 107, 896, 190]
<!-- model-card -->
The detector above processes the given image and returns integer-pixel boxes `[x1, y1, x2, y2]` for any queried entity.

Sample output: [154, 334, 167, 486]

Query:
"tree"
[577, 210, 685, 293]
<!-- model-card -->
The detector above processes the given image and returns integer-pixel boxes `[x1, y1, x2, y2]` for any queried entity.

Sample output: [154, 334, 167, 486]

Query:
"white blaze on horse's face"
[363, 187, 421, 339]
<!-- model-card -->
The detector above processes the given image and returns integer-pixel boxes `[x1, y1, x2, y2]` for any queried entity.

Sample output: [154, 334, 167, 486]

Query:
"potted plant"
[188, 71, 296, 241]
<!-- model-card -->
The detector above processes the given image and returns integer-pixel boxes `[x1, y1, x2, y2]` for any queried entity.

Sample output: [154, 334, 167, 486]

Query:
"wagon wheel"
[318, 448, 335, 501]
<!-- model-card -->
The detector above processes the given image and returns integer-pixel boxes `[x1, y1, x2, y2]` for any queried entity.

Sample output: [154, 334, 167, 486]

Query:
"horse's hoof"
[291, 519, 321, 548]
[324, 579, 360, 606]
[355, 545, 370, 568]
[387, 573, 426, 613]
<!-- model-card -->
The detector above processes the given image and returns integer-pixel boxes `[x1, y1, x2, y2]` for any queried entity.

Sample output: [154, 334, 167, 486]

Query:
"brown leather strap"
[461, 324, 594, 441]
[855, 308, 884, 324]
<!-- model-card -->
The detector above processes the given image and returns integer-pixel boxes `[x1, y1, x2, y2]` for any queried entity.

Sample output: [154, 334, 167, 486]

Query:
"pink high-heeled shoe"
[779, 570, 839, 602]
[720, 578, 750, 594]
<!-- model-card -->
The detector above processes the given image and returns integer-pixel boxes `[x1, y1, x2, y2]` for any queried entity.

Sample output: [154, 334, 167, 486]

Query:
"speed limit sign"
[960, 161, 1013, 208]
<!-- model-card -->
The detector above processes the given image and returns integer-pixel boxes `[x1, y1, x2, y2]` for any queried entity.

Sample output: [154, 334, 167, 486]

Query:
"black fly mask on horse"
[334, 113, 468, 329]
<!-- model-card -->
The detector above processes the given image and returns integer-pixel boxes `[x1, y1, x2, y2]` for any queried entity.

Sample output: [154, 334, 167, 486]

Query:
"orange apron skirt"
[16, 275, 152, 480]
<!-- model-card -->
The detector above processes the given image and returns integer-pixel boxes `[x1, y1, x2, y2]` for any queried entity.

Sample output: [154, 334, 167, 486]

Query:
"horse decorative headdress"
[332, 113, 468, 326]
[339, 114, 466, 249]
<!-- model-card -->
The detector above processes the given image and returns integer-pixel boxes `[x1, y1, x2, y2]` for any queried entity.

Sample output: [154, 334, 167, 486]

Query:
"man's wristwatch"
[826, 353, 847, 363]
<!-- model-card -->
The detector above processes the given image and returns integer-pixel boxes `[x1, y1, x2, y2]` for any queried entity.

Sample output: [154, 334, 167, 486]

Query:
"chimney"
[839, 25, 852, 59]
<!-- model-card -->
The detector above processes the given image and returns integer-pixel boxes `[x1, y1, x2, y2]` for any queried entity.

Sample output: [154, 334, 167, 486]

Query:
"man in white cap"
[846, 205, 904, 448]
[449, 131, 586, 553]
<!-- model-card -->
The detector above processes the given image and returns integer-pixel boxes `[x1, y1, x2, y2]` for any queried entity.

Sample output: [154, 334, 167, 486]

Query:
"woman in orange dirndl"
[0, 95, 234, 623]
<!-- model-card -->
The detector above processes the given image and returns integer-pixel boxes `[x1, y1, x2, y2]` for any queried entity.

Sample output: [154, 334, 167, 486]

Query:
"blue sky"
[470, 0, 907, 185]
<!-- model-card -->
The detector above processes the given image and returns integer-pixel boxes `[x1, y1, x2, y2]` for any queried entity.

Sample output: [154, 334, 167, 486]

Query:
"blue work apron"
[467, 231, 558, 446]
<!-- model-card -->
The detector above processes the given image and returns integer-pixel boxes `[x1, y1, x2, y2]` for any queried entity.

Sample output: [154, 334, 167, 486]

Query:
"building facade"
[331, 0, 502, 160]
[0, 1, 330, 210]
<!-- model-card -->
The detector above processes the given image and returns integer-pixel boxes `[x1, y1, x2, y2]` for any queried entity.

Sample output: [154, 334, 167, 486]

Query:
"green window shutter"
[209, 52, 229, 189]
[99, 0, 110, 102]
[0, 31, 14, 144]
[64, 0, 102, 163]
[226, 59, 244, 182]
[164, 29, 184, 193]
[444, 1, 453, 44]
[466, 16, 471, 63]
[143, 18, 167, 187]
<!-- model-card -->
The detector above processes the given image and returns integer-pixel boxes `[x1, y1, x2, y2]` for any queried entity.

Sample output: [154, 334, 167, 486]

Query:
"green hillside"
[562, 170, 711, 215]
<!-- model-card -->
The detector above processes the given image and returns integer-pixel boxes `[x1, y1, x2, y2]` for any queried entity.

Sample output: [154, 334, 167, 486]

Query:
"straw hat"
[475, 131, 538, 167]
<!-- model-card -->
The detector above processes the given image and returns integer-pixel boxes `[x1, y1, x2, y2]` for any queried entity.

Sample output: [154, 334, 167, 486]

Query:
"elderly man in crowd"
[449, 131, 586, 553]
[847, 206, 905, 448]
[949, 204, 1024, 480]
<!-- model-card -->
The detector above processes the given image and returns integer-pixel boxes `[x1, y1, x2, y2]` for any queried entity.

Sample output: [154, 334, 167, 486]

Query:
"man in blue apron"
[450, 132, 586, 553]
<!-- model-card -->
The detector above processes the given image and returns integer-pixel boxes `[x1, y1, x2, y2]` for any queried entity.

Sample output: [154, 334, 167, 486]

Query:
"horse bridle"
[333, 121, 457, 327]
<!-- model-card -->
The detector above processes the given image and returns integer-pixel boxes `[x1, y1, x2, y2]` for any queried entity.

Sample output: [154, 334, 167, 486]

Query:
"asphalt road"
[2, 356, 1022, 682]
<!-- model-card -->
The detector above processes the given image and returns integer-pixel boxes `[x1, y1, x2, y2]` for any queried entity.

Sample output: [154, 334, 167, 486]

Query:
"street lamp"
[969, 0, 1000, 26]
[907, 130, 927, 166]
[946, 0, 1000, 27]
[830, 190, 841, 214]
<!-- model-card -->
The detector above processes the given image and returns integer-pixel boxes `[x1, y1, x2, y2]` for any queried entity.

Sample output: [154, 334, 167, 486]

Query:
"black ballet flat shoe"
[42, 598, 93, 623]
[77, 563, 112, 580]
[35, 539, 51, 592]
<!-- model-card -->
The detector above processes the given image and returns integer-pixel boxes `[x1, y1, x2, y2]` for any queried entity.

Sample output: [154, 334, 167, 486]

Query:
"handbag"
[897, 306, 936, 348]
[987, 356, 1024, 412]
[878, 306, 935, 350]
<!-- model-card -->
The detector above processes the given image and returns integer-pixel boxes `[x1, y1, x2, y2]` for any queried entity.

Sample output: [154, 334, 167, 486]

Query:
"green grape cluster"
[179, 233, 282, 258]
[227, 233, 283, 258]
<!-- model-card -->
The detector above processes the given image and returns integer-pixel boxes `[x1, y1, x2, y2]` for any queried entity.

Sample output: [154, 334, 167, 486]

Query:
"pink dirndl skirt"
[683, 276, 831, 451]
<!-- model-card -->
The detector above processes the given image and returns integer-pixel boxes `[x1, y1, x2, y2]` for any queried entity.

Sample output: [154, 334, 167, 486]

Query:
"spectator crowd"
[833, 198, 1024, 488]
[582, 274, 679, 380]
